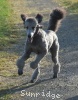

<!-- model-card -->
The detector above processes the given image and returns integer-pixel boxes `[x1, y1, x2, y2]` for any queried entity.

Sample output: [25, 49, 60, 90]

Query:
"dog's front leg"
[30, 53, 46, 83]
[16, 47, 31, 75]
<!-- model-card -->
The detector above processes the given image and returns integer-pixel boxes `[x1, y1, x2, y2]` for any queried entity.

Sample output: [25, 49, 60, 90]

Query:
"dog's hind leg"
[30, 66, 40, 83]
[50, 40, 61, 78]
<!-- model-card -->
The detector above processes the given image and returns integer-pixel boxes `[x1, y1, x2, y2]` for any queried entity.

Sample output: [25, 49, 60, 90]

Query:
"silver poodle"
[16, 8, 65, 83]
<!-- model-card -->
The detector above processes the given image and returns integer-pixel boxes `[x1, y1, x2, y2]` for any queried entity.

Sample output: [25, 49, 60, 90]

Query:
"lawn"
[0, 0, 12, 49]
[55, 0, 78, 14]
[0, 0, 22, 50]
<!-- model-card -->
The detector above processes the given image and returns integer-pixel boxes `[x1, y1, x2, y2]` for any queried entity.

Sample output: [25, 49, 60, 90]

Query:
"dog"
[16, 8, 65, 83]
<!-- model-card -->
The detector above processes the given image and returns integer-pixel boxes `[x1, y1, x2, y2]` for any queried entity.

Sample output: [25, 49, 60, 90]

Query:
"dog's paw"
[30, 62, 38, 69]
[30, 78, 39, 83]
[30, 80, 34, 83]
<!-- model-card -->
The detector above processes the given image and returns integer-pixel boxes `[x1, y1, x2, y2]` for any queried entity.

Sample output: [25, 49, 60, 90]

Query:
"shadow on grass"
[0, 77, 53, 97]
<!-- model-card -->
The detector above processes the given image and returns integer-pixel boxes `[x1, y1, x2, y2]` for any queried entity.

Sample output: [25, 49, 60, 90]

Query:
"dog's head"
[21, 14, 43, 43]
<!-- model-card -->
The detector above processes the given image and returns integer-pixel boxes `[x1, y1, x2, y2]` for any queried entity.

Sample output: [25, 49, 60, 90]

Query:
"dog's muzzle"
[28, 35, 33, 43]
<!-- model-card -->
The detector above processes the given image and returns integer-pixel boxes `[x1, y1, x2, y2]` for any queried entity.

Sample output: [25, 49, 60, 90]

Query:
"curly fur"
[16, 8, 65, 83]
[48, 8, 66, 32]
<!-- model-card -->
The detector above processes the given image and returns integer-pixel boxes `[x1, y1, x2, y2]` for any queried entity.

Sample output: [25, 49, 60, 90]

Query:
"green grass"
[0, 0, 21, 50]
[0, 52, 18, 77]
[0, 0, 25, 81]
[0, 94, 14, 100]
[55, 0, 78, 14]
[0, 0, 11, 49]
[0, 0, 30, 79]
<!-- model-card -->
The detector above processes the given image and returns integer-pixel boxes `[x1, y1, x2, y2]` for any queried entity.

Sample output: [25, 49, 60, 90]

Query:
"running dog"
[16, 8, 65, 83]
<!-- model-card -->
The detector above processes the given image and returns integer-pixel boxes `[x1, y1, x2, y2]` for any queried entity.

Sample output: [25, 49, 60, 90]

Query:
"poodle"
[16, 8, 65, 83]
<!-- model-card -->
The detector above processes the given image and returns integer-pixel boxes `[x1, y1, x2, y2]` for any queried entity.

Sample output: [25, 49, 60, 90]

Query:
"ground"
[0, 0, 78, 100]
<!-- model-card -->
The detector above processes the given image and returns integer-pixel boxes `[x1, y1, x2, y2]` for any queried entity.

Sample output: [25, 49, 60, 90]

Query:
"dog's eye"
[32, 27, 35, 30]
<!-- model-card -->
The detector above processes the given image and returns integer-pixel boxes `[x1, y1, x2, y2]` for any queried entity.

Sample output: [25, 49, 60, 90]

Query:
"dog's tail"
[48, 8, 66, 32]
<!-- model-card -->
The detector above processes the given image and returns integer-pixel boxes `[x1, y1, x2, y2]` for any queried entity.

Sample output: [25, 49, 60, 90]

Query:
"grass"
[0, 52, 18, 77]
[55, 0, 78, 14]
[0, 94, 13, 100]
[0, 0, 25, 78]
[0, 2, 20, 93]
[0, 0, 24, 50]
[0, 0, 13, 50]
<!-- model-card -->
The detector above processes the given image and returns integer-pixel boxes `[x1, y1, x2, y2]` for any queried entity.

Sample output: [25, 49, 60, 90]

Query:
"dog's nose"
[28, 35, 31, 38]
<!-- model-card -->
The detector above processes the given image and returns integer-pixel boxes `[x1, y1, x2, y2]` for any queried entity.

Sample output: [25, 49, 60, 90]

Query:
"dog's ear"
[21, 14, 26, 22]
[35, 14, 43, 23]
